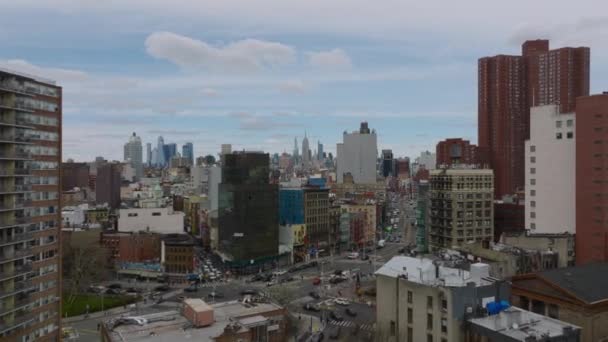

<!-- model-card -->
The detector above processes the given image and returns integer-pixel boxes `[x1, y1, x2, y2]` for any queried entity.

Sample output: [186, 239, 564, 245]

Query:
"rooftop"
[103, 300, 284, 342]
[375, 256, 493, 287]
[468, 306, 580, 341]
[538, 263, 608, 304]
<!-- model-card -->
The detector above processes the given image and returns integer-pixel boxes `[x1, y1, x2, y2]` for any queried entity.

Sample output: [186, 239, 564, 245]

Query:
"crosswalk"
[328, 320, 375, 332]
[196, 281, 225, 288]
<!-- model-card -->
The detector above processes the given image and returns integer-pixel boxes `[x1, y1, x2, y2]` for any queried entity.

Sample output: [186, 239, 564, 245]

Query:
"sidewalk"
[291, 313, 324, 341]
[63, 288, 184, 323]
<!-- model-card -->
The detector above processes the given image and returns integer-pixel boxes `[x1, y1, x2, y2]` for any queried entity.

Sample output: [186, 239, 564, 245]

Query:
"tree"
[204, 154, 216, 165]
[62, 230, 110, 306]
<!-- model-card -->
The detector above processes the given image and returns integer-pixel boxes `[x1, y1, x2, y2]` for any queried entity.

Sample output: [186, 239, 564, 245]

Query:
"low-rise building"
[467, 306, 581, 341]
[161, 234, 195, 274]
[376, 256, 510, 342]
[118, 207, 185, 234]
[341, 201, 377, 245]
[501, 232, 575, 268]
[101, 300, 289, 342]
[511, 263, 608, 342]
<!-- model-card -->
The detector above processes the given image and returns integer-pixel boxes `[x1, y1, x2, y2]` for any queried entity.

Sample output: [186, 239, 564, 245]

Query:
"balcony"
[0, 295, 33, 316]
[0, 201, 33, 212]
[0, 168, 31, 177]
[0, 278, 35, 299]
[0, 151, 32, 160]
[0, 264, 32, 281]
[0, 184, 33, 194]
[0, 117, 36, 128]
[0, 311, 35, 335]
[0, 233, 33, 247]
[0, 134, 32, 144]
[0, 101, 34, 113]
[0, 249, 32, 264]
[0, 79, 35, 96]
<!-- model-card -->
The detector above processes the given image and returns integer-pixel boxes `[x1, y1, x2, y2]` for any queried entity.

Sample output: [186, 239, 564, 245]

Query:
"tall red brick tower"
[478, 40, 589, 199]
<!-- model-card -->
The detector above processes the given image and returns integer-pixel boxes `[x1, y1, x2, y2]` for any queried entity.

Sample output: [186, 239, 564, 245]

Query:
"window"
[531, 223, 536, 229]
[530, 211, 536, 218]
[427, 296, 433, 309]
[567, 119, 573, 127]
[407, 291, 413, 304]
[441, 299, 447, 312]
[531, 189, 536, 196]
[530, 168, 536, 174]
[441, 318, 447, 333]
[530, 179, 536, 185]
[390, 321, 396, 336]
[152, 212, 161, 216]
[427, 334, 433, 342]
[530, 156, 536, 163]
[556, 132, 562, 139]
[408, 328, 413, 342]
[408, 308, 413, 324]
[427, 314, 433, 330]
[556, 120, 562, 128]
[128, 213, 138, 217]
[531, 201, 536, 208]
[530, 145, 536, 152]
[567, 132, 573, 139]
[548, 304, 559, 319]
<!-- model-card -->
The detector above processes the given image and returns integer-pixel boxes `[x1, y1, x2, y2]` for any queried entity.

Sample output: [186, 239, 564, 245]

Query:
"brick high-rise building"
[576, 93, 608, 265]
[61, 162, 89, 191]
[435, 138, 481, 167]
[479, 39, 590, 199]
[95, 163, 121, 209]
[0, 69, 62, 340]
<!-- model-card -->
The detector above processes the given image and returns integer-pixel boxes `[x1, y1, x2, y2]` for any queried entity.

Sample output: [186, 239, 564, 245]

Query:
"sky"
[1, 0, 607, 161]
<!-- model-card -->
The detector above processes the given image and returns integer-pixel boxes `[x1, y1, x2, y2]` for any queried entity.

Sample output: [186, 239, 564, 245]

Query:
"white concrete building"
[118, 207, 184, 234]
[207, 166, 222, 211]
[413, 150, 436, 174]
[62, 205, 86, 227]
[525, 105, 575, 234]
[336, 122, 378, 184]
[123, 132, 143, 180]
[375, 256, 510, 342]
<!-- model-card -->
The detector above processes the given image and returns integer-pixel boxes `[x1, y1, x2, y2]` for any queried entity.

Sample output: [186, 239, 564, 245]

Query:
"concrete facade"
[525, 105, 575, 234]
[336, 122, 378, 184]
[118, 207, 185, 234]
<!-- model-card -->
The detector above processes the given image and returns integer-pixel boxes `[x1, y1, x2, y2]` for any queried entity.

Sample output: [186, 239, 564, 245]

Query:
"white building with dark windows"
[118, 207, 184, 234]
[525, 105, 575, 234]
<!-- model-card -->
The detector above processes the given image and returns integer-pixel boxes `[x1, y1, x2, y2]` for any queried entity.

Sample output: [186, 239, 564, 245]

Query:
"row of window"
[21, 113, 59, 127]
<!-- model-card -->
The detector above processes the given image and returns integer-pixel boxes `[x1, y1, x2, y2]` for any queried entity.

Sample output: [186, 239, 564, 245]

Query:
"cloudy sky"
[1, 1, 607, 161]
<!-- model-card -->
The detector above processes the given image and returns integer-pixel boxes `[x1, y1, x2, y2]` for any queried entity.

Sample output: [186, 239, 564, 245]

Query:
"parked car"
[360, 254, 370, 261]
[312, 277, 321, 286]
[345, 308, 357, 317]
[154, 285, 170, 292]
[347, 252, 359, 259]
[334, 298, 349, 306]
[184, 285, 197, 293]
[330, 311, 343, 321]
[108, 283, 122, 289]
[105, 288, 121, 295]
[330, 276, 346, 285]
[240, 289, 258, 296]
[303, 303, 321, 312]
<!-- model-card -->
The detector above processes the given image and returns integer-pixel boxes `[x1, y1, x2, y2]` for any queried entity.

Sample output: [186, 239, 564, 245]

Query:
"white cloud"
[278, 79, 306, 94]
[0, 59, 88, 83]
[308, 49, 352, 69]
[145, 31, 296, 71]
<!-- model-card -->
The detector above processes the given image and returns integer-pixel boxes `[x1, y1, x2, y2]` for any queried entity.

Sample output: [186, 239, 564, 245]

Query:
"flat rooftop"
[103, 300, 283, 342]
[468, 306, 580, 341]
[375, 256, 492, 287]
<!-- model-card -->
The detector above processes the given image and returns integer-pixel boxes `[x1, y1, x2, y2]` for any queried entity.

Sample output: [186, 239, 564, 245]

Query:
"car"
[347, 252, 359, 259]
[309, 291, 321, 299]
[360, 254, 370, 261]
[309, 261, 319, 267]
[184, 285, 197, 293]
[88, 285, 105, 293]
[398, 247, 406, 254]
[105, 288, 121, 295]
[329, 277, 346, 285]
[303, 303, 321, 312]
[334, 298, 349, 306]
[345, 308, 357, 317]
[312, 277, 321, 286]
[266, 280, 276, 287]
[125, 287, 141, 293]
[108, 283, 122, 289]
[249, 274, 264, 282]
[207, 291, 224, 299]
[333, 270, 343, 276]
[154, 285, 170, 292]
[272, 270, 287, 277]
[329, 327, 341, 340]
[240, 289, 258, 296]
[329, 311, 343, 321]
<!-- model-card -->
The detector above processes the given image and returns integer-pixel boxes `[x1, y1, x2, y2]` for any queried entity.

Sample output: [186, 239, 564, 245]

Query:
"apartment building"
[429, 169, 494, 251]
[0, 68, 62, 340]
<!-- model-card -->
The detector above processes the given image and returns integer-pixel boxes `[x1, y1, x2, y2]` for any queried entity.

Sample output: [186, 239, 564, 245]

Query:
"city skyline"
[1, 1, 608, 161]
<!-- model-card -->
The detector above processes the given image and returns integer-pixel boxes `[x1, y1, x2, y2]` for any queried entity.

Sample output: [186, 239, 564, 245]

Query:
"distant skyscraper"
[336, 122, 378, 183]
[182, 142, 194, 166]
[302, 132, 311, 168]
[163, 143, 177, 164]
[317, 140, 324, 161]
[123, 132, 143, 180]
[479, 39, 589, 198]
[96, 162, 122, 209]
[381, 149, 393, 177]
[146, 142, 152, 167]
[156, 136, 165, 166]
[293, 137, 299, 164]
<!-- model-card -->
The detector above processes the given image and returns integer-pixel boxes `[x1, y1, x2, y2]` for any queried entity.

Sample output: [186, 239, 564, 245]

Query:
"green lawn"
[62, 293, 139, 317]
